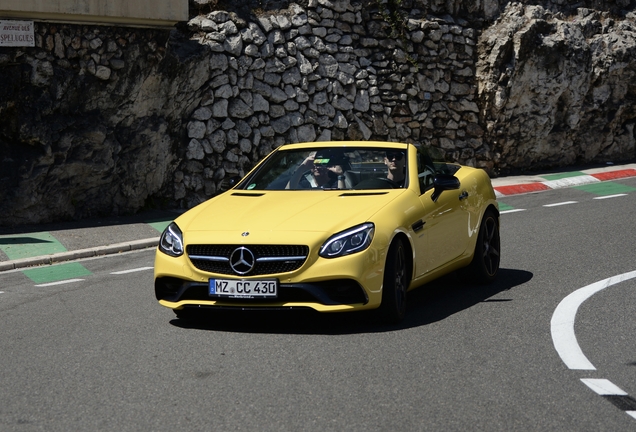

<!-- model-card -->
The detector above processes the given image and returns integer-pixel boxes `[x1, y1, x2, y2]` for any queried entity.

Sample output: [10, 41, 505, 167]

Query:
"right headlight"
[319, 223, 375, 258]
[158, 222, 184, 257]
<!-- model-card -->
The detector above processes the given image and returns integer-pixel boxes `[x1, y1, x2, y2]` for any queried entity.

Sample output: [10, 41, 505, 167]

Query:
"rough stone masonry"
[0, 0, 634, 225]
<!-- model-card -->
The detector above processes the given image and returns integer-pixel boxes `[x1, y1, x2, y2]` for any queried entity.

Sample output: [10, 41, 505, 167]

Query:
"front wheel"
[379, 238, 410, 323]
[467, 209, 500, 283]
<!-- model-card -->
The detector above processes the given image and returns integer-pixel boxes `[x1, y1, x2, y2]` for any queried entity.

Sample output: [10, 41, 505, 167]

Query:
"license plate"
[209, 279, 278, 298]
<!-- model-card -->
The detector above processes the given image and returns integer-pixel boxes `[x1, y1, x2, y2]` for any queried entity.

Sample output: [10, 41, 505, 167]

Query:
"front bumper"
[154, 243, 386, 313]
[156, 277, 369, 312]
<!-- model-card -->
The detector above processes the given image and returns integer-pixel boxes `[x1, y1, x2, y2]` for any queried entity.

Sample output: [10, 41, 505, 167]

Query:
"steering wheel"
[376, 177, 400, 189]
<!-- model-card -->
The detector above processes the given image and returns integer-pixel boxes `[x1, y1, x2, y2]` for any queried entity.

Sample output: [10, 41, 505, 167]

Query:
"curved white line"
[551, 270, 636, 370]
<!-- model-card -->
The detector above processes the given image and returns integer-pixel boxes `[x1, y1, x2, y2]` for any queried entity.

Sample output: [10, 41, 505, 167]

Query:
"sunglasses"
[386, 152, 404, 161]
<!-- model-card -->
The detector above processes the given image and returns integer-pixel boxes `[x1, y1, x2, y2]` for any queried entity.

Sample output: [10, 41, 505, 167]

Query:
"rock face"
[478, 3, 636, 172]
[0, 0, 635, 226]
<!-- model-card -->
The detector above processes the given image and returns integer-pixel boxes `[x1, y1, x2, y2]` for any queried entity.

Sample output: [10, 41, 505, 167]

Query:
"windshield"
[238, 147, 408, 191]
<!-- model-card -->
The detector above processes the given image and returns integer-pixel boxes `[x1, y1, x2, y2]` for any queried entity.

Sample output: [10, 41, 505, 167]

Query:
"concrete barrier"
[0, 0, 187, 27]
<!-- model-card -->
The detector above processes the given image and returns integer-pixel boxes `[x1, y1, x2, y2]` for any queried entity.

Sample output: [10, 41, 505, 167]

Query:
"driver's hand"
[300, 155, 315, 169]
[328, 165, 343, 175]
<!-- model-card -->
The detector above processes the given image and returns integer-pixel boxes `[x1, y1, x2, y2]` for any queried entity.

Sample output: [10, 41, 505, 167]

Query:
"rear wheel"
[380, 238, 410, 323]
[468, 209, 500, 283]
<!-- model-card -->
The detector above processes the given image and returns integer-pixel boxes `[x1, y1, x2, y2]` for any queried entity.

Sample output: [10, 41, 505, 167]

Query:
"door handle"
[459, 191, 468, 200]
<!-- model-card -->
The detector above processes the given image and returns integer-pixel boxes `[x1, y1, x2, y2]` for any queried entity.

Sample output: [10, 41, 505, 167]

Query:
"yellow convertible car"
[154, 141, 500, 323]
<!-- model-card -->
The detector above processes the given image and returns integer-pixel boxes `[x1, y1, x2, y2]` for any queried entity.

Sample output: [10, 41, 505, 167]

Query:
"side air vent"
[340, 192, 388, 197]
[231, 192, 265, 197]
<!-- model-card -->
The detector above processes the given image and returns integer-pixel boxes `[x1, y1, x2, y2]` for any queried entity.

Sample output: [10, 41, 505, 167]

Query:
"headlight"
[319, 223, 374, 258]
[159, 222, 184, 257]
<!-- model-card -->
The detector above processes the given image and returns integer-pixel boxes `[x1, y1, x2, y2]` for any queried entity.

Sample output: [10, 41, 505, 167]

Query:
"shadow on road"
[0, 237, 53, 245]
[169, 268, 533, 335]
[0, 209, 178, 236]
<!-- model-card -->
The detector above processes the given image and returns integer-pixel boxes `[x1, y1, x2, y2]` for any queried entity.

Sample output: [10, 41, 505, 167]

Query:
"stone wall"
[177, 3, 486, 208]
[0, 0, 635, 225]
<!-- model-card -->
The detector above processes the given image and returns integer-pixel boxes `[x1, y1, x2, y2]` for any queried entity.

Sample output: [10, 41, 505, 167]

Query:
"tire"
[467, 209, 500, 283]
[380, 238, 410, 323]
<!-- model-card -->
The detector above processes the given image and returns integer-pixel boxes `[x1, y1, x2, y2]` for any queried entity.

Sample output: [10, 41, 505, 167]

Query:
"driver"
[384, 150, 406, 187]
[287, 152, 346, 189]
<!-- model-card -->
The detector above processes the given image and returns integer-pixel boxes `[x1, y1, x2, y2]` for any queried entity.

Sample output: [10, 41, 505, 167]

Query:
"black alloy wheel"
[380, 238, 409, 323]
[471, 209, 501, 283]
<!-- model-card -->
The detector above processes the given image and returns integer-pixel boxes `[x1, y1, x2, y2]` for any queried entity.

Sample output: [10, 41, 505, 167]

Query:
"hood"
[178, 190, 402, 236]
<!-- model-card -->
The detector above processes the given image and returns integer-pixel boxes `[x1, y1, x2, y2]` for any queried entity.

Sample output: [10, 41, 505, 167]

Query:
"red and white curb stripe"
[493, 168, 636, 198]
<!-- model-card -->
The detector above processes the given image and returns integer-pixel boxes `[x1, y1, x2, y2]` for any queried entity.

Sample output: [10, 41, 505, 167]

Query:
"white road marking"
[500, 209, 526, 214]
[110, 266, 154, 275]
[593, 194, 628, 200]
[543, 201, 578, 207]
[35, 279, 85, 287]
[551, 270, 636, 370]
[628, 411, 636, 420]
[581, 379, 628, 395]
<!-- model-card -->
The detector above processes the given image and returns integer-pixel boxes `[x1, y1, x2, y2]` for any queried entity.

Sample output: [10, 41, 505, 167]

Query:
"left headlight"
[159, 222, 184, 257]
[319, 223, 374, 258]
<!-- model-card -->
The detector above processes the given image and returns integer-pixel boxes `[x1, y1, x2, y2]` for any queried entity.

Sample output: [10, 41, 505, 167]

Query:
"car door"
[414, 148, 470, 274]
[419, 187, 468, 272]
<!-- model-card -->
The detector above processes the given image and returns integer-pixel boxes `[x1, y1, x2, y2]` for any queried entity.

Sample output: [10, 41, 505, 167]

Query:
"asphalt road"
[1, 178, 635, 431]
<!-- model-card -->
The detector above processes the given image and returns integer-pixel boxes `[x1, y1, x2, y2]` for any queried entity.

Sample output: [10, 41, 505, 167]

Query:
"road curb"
[493, 168, 636, 197]
[0, 237, 159, 272]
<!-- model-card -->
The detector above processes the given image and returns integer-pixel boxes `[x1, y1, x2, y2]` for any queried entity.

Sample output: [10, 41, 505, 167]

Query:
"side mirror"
[220, 175, 242, 192]
[431, 174, 460, 202]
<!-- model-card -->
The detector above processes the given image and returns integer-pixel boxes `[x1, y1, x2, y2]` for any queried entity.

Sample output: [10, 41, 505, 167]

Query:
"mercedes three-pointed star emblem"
[229, 247, 255, 275]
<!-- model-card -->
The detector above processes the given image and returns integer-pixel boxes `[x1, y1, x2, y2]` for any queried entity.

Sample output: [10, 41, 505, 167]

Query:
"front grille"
[187, 244, 309, 276]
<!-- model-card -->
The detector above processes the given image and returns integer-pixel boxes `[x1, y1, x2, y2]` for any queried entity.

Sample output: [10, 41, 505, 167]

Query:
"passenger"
[384, 150, 406, 187]
[287, 151, 346, 189]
